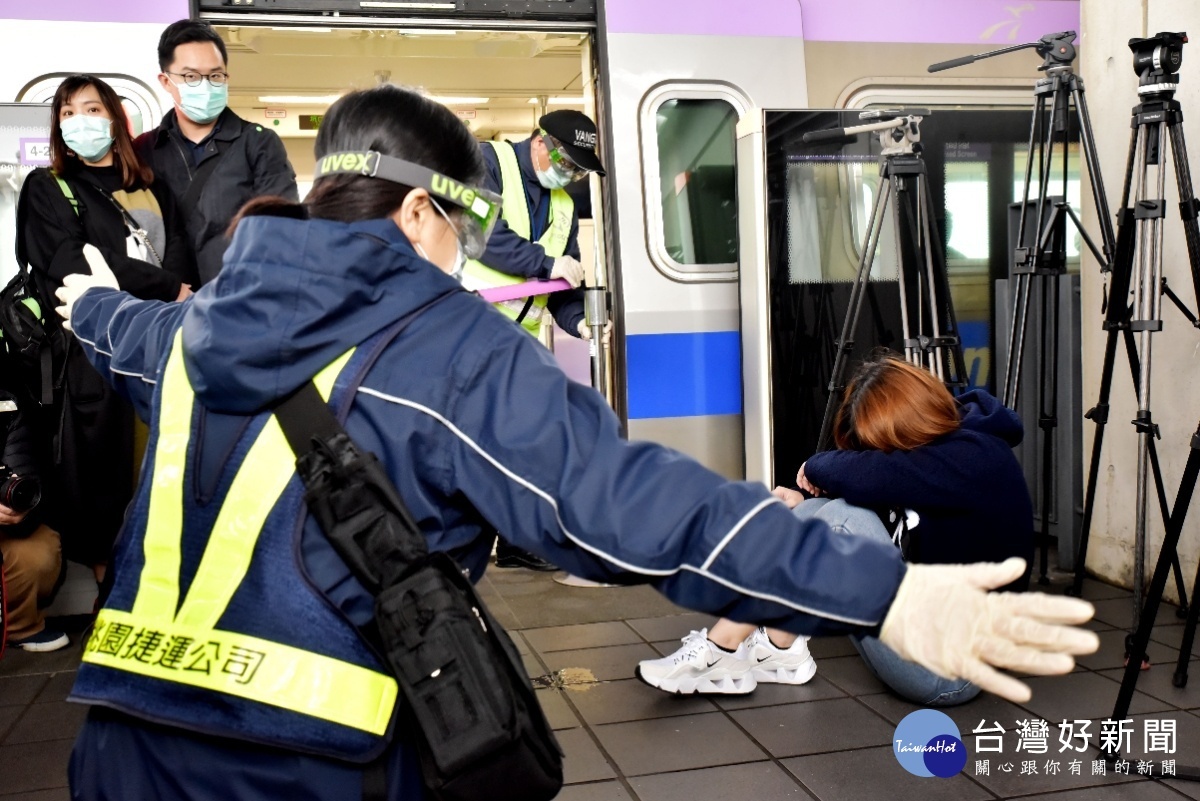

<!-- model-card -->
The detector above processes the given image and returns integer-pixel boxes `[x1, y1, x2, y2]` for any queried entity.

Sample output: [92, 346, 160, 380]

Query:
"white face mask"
[428, 199, 467, 281]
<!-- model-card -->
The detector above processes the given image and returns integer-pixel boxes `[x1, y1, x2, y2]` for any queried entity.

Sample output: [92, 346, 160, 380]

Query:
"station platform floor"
[1, 562, 1198, 801]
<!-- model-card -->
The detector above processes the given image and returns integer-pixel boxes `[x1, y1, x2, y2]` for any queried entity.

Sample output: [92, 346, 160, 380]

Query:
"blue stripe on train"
[626, 331, 743, 419]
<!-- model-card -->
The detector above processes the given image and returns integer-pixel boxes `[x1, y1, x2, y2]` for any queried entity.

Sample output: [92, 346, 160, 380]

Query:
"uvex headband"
[314, 150, 501, 259]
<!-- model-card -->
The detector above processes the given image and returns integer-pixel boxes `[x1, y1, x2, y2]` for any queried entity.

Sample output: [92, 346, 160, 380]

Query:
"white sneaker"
[636, 629, 757, 694]
[746, 627, 817, 685]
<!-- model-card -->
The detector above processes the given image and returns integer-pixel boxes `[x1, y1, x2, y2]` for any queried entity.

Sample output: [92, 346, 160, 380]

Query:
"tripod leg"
[1174, 551, 1200, 688]
[816, 172, 891, 451]
[1071, 76, 1118, 261]
[1034, 271, 1060, 584]
[1106, 424, 1200, 744]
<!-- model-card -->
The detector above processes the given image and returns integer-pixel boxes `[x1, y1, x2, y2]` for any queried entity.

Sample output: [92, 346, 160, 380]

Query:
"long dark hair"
[832, 352, 960, 453]
[231, 85, 484, 231]
[49, 74, 153, 189]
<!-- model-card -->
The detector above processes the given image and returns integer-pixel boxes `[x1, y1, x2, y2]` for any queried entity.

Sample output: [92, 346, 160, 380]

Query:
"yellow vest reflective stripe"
[462, 140, 574, 334]
[83, 330, 399, 736]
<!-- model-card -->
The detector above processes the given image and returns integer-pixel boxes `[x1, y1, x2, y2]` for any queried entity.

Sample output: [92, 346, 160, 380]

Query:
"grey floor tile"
[709, 674, 847, 712]
[1149, 625, 1200, 660]
[729, 697, 893, 757]
[1162, 776, 1200, 801]
[538, 688, 582, 731]
[1021, 671, 1175, 723]
[542, 643, 661, 683]
[0, 790, 73, 801]
[591, 712, 766, 776]
[1096, 662, 1200, 711]
[524, 622, 642, 654]
[0, 705, 23, 742]
[855, 692, 925, 727]
[0, 740, 73, 794]
[782, 745, 991, 801]
[1012, 777, 1177, 800]
[551, 781, 634, 801]
[0, 676, 49, 708]
[624, 613, 713, 644]
[1078, 628, 1153, 672]
[556, 727, 617, 785]
[807, 637, 859, 660]
[1091, 597, 1181, 629]
[4, 703, 88, 745]
[31, 674, 78, 706]
[630, 761, 814, 801]
[0, 646, 83, 679]
[500, 578, 681, 629]
[1078, 578, 1134, 602]
[565, 678, 717, 726]
[815, 655, 886, 696]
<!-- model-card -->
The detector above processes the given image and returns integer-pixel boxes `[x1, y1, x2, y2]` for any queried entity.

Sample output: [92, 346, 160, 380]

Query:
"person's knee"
[2, 525, 62, 582]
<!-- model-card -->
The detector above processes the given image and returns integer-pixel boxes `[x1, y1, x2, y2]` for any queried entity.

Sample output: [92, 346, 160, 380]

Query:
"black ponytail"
[229, 85, 484, 234]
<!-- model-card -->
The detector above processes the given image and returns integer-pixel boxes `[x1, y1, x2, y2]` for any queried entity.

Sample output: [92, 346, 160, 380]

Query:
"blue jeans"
[791, 498, 981, 707]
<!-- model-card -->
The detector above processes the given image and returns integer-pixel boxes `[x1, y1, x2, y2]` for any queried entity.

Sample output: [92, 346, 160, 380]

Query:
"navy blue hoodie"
[804, 390, 1034, 591]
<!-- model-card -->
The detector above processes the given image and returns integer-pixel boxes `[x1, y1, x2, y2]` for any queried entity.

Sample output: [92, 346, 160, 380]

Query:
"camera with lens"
[0, 465, 40, 515]
[1129, 31, 1187, 86]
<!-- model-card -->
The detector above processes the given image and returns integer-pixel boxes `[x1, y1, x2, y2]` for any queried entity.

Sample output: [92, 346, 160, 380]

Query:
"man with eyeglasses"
[136, 20, 298, 286]
[462, 110, 608, 571]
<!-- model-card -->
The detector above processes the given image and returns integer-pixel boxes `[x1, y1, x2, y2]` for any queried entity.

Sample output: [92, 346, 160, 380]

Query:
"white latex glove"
[576, 318, 613, 346]
[550, 256, 585, 288]
[55, 244, 119, 332]
[879, 557, 1099, 704]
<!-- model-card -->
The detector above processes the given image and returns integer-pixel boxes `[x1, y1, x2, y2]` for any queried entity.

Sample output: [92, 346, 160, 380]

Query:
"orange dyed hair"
[832, 352, 960, 452]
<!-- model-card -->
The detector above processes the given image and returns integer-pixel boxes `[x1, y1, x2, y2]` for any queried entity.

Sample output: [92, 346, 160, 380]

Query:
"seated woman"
[637, 353, 1034, 705]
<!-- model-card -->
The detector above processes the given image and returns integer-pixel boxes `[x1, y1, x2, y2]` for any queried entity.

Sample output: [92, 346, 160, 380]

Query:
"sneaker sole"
[635, 665, 757, 695]
[13, 634, 70, 653]
[751, 656, 817, 685]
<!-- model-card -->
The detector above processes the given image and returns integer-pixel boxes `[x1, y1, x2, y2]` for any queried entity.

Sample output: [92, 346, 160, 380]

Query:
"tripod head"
[1130, 32, 1187, 94]
[800, 109, 928, 157]
[928, 31, 1077, 74]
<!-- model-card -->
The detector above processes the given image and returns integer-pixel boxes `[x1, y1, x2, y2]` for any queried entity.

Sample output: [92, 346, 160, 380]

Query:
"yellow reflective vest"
[74, 331, 399, 760]
[461, 140, 573, 335]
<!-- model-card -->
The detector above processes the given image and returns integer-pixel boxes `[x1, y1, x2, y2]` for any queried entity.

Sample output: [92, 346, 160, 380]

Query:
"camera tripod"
[1075, 36, 1200, 780]
[931, 32, 1118, 586]
[802, 110, 967, 451]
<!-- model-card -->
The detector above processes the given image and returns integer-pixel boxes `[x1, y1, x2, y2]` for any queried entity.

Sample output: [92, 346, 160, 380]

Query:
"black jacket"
[804, 389, 1034, 592]
[1, 358, 44, 537]
[136, 108, 298, 286]
[16, 165, 195, 564]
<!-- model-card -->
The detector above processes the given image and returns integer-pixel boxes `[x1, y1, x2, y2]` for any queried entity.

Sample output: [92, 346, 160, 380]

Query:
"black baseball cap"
[538, 110, 606, 176]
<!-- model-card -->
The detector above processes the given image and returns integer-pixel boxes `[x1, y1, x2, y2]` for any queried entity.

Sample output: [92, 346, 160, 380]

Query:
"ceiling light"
[528, 97, 585, 105]
[427, 96, 489, 105]
[257, 94, 343, 104]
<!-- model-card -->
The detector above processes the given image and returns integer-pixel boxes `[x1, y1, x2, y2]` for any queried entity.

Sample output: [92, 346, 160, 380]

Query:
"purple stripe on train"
[605, 0, 1080, 44]
[2, 0, 189, 24]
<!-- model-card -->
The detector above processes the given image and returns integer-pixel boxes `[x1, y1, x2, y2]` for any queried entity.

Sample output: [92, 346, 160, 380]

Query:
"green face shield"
[314, 150, 502, 259]
[540, 130, 589, 183]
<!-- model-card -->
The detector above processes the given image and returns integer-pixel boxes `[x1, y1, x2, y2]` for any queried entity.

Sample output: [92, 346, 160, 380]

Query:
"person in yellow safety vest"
[462, 110, 606, 339]
[466, 110, 611, 572]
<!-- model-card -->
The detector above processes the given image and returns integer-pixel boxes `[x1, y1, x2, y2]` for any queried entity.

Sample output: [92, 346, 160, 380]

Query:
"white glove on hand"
[550, 256, 585, 288]
[55, 244, 119, 332]
[576, 319, 613, 346]
[879, 557, 1099, 703]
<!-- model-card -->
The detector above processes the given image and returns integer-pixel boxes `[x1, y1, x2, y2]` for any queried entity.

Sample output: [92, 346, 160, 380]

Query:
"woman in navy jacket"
[638, 354, 1033, 705]
[55, 87, 1091, 800]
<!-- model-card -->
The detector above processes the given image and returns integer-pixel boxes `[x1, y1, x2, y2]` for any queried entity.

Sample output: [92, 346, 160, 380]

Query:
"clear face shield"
[313, 150, 502, 259]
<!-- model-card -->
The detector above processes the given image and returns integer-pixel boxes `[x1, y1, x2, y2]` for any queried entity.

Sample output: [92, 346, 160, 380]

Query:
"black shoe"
[495, 546, 558, 571]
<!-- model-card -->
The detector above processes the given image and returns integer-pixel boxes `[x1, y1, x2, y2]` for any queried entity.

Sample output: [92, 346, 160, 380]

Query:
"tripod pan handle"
[928, 54, 977, 73]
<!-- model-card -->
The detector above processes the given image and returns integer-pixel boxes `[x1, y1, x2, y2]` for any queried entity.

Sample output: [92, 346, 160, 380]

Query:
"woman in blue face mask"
[15, 74, 199, 591]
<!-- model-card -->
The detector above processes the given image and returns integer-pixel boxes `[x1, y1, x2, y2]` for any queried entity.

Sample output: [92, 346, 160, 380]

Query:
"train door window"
[17, 74, 164, 137]
[640, 84, 748, 281]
